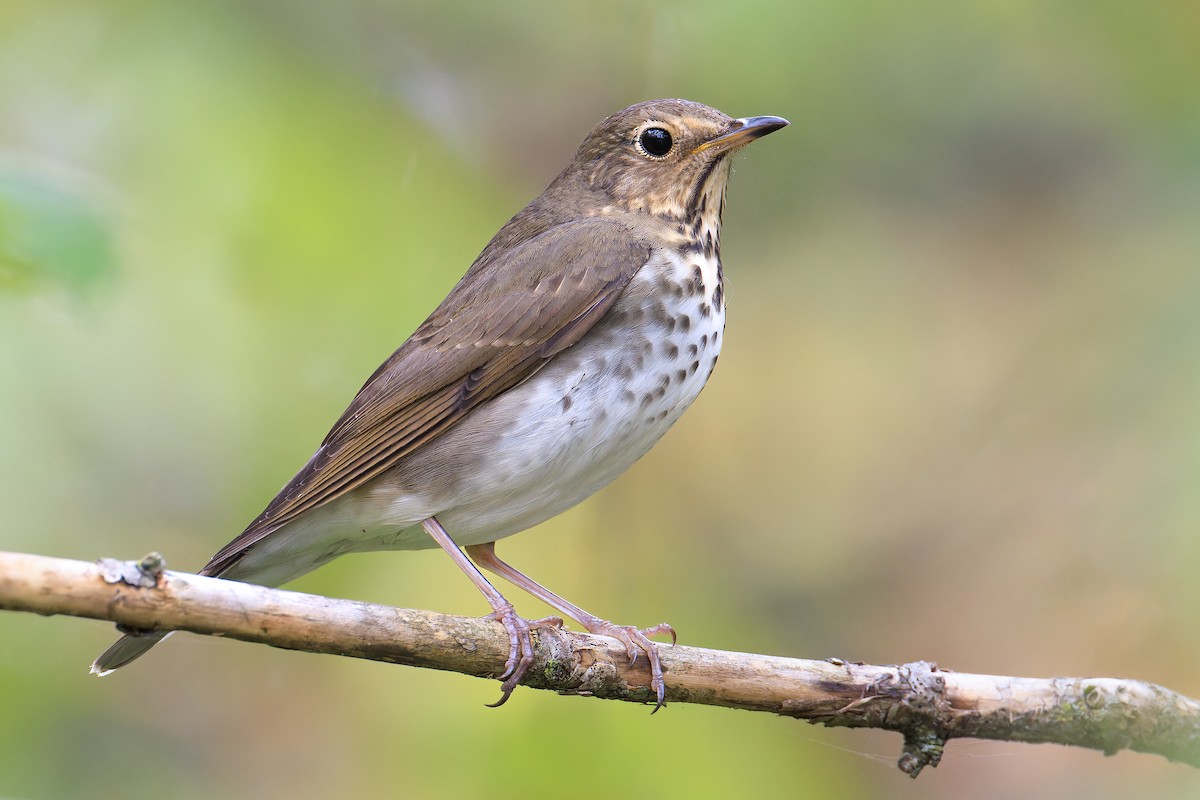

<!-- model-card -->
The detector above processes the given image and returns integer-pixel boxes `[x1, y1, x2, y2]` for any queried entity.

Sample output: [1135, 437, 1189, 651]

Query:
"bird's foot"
[581, 619, 676, 712]
[485, 602, 563, 707]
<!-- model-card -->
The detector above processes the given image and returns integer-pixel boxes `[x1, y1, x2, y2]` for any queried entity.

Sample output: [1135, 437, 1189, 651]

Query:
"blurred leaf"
[0, 167, 117, 294]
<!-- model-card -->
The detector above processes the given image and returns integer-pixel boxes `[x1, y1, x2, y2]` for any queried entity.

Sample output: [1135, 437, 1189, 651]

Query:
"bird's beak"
[693, 115, 790, 155]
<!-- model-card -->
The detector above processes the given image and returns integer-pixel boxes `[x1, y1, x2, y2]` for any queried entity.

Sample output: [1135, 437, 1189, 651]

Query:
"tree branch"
[2, 549, 1197, 777]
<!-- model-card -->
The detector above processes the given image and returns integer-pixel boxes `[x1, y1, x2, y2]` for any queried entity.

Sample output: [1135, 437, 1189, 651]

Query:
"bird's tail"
[90, 631, 173, 676]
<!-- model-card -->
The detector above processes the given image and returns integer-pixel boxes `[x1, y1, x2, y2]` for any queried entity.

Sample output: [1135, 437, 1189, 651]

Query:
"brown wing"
[202, 218, 649, 576]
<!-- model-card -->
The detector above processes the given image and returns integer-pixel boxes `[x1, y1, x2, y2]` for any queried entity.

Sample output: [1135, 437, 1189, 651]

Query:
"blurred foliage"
[1, 1, 1199, 798]
[0, 165, 116, 293]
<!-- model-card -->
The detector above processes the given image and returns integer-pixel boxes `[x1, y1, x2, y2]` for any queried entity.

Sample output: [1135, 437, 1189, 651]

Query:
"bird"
[92, 99, 788, 709]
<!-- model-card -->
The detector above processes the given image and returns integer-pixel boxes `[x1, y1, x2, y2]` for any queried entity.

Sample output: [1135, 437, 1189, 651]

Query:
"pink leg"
[465, 541, 675, 711]
[421, 518, 561, 706]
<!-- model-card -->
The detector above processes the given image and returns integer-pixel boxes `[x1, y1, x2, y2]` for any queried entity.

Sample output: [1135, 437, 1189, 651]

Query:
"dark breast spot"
[649, 303, 676, 332]
[655, 275, 686, 300]
[662, 342, 679, 359]
[561, 395, 573, 412]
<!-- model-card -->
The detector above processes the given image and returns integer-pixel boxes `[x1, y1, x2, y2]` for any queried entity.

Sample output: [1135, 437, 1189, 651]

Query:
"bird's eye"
[637, 127, 673, 158]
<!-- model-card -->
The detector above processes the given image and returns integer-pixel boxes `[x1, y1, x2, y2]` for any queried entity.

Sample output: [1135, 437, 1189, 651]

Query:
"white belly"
[433, 246, 724, 542]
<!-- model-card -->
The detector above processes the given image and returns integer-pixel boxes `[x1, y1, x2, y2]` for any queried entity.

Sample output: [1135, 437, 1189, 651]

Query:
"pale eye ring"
[636, 127, 673, 158]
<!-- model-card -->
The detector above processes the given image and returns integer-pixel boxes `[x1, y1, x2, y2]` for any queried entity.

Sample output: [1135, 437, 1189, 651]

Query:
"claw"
[486, 682, 517, 709]
[484, 604, 562, 706]
[582, 620, 674, 711]
[493, 672, 522, 704]
[643, 622, 677, 646]
[456, 539, 676, 711]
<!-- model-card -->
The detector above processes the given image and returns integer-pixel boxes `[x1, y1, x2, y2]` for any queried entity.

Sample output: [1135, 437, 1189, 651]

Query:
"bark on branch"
[2, 549, 1197, 777]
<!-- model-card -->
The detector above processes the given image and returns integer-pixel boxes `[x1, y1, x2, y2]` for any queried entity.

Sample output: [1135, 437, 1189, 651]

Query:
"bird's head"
[572, 99, 788, 226]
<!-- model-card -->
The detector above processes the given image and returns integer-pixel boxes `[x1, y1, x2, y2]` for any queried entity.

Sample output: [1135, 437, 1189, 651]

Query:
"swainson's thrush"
[93, 99, 788, 708]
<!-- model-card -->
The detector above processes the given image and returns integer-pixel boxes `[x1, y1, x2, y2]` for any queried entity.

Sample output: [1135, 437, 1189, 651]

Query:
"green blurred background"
[2, 1, 1198, 798]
